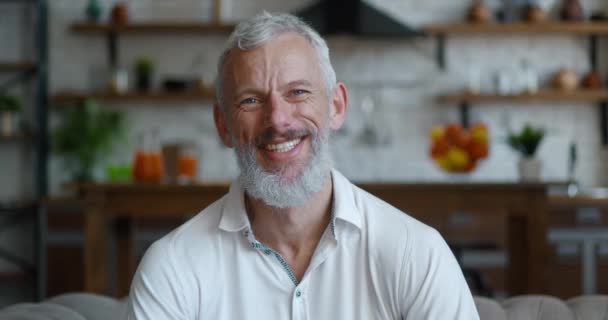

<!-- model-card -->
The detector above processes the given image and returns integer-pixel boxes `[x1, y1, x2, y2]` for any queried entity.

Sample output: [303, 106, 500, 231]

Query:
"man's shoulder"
[342, 179, 448, 269]
[153, 194, 228, 252]
[349, 181, 439, 242]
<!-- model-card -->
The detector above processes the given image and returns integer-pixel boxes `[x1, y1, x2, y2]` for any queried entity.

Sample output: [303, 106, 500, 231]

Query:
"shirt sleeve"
[125, 239, 192, 320]
[399, 228, 480, 319]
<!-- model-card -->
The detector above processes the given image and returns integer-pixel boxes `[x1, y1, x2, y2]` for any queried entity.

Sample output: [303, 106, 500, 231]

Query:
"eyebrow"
[234, 88, 260, 99]
[234, 80, 315, 99]
[282, 80, 313, 90]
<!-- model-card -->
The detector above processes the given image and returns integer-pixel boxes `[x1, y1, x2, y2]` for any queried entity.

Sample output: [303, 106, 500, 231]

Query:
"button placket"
[292, 285, 308, 320]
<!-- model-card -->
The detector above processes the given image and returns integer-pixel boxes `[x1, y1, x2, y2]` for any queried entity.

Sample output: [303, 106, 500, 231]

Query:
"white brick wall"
[1, 0, 608, 304]
[36, 0, 608, 190]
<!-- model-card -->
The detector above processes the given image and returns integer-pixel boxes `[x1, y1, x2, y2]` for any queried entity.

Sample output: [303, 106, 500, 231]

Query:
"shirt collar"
[218, 180, 251, 232]
[218, 169, 363, 233]
[330, 169, 363, 231]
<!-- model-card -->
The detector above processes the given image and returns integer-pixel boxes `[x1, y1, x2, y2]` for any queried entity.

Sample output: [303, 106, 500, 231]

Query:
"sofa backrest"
[475, 295, 608, 320]
[1, 293, 607, 319]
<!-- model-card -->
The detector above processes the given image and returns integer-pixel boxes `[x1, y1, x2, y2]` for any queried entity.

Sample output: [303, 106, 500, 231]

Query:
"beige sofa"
[0, 293, 126, 320]
[475, 295, 608, 320]
[0, 293, 607, 319]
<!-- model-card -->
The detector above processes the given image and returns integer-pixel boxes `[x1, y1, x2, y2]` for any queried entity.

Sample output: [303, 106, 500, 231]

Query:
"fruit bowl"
[429, 122, 489, 173]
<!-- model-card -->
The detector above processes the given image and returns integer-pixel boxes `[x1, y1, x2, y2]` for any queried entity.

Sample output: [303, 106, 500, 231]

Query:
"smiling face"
[214, 32, 348, 207]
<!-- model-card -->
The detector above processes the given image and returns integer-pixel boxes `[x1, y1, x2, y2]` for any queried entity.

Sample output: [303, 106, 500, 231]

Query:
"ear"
[328, 82, 348, 131]
[213, 103, 233, 148]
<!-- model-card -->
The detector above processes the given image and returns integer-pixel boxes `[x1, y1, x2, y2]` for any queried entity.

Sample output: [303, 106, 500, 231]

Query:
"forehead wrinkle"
[225, 47, 271, 98]
[226, 33, 324, 99]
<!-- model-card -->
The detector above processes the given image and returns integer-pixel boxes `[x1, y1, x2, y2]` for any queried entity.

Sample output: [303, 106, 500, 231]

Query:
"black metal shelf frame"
[0, 0, 48, 302]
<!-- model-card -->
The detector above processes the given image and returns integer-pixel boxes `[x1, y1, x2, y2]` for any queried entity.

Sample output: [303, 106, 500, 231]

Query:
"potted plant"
[52, 99, 124, 181]
[0, 93, 22, 137]
[507, 124, 545, 181]
[134, 56, 154, 92]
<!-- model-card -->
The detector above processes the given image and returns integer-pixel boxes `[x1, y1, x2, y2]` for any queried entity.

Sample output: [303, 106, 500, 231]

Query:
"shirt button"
[295, 290, 302, 297]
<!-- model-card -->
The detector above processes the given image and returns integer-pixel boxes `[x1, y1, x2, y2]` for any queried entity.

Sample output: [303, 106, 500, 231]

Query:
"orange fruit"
[430, 126, 445, 142]
[470, 123, 489, 145]
[436, 154, 453, 171]
[430, 137, 450, 158]
[446, 146, 469, 170]
[445, 123, 463, 142]
[455, 131, 473, 149]
[463, 159, 477, 172]
[469, 140, 489, 160]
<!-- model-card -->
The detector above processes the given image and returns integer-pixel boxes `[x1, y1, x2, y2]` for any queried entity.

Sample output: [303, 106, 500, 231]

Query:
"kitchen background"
[1, 0, 608, 307]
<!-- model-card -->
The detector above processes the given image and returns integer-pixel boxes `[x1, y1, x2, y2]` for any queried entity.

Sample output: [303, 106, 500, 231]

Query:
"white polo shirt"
[126, 170, 479, 319]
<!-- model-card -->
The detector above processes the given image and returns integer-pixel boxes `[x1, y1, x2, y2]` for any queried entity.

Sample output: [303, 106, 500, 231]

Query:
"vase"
[86, 0, 102, 22]
[518, 157, 541, 182]
[136, 72, 152, 92]
[468, 0, 492, 23]
[111, 3, 129, 25]
[560, 0, 584, 21]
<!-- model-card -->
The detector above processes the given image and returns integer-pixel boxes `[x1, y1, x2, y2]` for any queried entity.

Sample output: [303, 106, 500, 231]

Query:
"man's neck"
[245, 174, 334, 280]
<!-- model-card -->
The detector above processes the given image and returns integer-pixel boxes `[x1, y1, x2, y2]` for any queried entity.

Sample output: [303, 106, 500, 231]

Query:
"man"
[126, 11, 479, 319]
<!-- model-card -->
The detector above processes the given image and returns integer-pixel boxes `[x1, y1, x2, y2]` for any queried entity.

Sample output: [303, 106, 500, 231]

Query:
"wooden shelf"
[424, 22, 608, 35]
[0, 271, 29, 281]
[439, 89, 608, 104]
[52, 89, 216, 105]
[0, 200, 37, 213]
[0, 62, 35, 72]
[550, 194, 608, 207]
[71, 22, 235, 34]
[0, 133, 32, 142]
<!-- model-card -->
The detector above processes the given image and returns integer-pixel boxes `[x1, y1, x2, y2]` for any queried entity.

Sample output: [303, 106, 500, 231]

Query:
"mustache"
[254, 128, 313, 146]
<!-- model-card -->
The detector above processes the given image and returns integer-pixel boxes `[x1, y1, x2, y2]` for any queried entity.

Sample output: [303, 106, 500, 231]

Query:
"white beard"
[233, 125, 333, 209]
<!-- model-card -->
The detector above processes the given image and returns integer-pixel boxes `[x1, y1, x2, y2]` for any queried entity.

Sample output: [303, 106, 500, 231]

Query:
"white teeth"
[265, 138, 302, 153]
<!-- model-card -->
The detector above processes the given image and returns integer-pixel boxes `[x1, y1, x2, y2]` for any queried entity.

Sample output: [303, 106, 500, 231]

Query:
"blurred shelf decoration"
[430, 19, 608, 145]
[63, 6, 229, 106]
[424, 22, 608, 71]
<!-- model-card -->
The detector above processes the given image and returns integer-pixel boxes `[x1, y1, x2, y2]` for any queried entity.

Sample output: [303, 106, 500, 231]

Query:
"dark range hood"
[296, 0, 424, 37]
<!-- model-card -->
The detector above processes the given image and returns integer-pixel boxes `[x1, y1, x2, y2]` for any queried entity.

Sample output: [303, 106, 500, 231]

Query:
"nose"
[265, 93, 293, 130]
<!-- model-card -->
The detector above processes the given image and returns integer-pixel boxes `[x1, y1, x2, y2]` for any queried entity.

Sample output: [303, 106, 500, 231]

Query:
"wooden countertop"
[70, 180, 564, 192]
[549, 190, 608, 207]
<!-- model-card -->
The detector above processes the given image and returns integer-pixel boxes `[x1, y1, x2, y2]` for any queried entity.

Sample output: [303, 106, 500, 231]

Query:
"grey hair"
[215, 11, 337, 110]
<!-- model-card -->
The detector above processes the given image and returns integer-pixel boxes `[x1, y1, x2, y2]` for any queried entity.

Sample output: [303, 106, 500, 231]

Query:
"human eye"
[238, 97, 261, 109]
[292, 89, 309, 96]
[288, 89, 311, 101]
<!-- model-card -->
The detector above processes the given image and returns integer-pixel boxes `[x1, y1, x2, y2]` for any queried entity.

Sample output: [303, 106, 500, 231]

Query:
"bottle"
[521, 60, 538, 94]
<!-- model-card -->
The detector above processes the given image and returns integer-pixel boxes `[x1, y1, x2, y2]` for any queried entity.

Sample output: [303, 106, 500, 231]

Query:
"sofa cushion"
[503, 295, 575, 320]
[45, 293, 124, 320]
[567, 295, 608, 320]
[475, 296, 507, 320]
[0, 302, 85, 320]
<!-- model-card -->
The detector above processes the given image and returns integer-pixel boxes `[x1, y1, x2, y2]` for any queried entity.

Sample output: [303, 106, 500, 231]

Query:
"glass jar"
[133, 129, 164, 184]
[178, 142, 198, 184]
